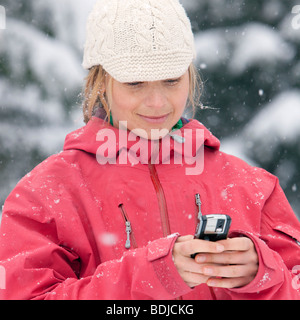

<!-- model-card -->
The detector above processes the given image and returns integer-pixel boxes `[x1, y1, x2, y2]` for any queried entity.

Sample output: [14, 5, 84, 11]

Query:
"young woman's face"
[105, 70, 190, 139]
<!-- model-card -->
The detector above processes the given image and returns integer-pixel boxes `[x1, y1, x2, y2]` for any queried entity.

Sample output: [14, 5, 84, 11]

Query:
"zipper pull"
[195, 193, 202, 219]
[119, 203, 136, 249]
[125, 221, 132, 249]
[193, 193, 204, 244]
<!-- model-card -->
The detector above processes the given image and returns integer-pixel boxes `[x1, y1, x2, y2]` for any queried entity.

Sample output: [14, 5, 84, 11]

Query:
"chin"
[130, 126, 170, 140]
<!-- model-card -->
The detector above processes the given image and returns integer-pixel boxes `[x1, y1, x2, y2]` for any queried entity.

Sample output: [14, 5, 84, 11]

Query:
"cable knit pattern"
[82, 0, 196, 82]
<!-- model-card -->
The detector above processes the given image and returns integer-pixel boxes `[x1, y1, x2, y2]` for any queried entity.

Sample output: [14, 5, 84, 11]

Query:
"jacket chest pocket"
[100, 200, 152, 258]
[96, 203, 139, 261]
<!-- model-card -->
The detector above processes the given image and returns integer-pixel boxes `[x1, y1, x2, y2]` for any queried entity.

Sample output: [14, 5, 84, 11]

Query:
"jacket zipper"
[118, 204, 137, 249]
[148, 163, 187, 301]
[148, 163, 183, 300]
[148, 163, 171, 237]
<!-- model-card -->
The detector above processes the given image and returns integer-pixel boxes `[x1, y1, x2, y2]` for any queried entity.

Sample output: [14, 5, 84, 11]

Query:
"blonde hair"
[82, 64, 202, 124]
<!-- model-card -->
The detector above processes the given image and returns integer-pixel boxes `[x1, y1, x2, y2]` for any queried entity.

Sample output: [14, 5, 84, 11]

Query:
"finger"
[200, 263, 257, 279]
[178, 239, 225, 257]
[217, 237, 254, 252]
[176, 235, 194, 243]
[180, 271, 210, 288]
[174, 255, 206, 275]
[207, 275, 256, 289]
[195, 250, 257, 265]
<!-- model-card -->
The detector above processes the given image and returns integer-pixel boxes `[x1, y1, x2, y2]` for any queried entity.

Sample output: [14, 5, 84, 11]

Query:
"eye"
[126, 82, 144, 87]
[165, 78, 181, 85]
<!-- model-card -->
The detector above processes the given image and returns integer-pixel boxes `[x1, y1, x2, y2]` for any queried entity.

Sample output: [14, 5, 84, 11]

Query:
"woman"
[0, 0, 299, 300]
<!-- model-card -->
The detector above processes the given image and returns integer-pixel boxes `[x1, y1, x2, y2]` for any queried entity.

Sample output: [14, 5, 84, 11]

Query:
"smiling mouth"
[138, 113, 170, 124]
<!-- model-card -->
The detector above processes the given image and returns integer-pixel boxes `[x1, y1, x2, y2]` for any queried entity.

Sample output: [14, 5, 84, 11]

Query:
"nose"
[144, 85, 167, 110]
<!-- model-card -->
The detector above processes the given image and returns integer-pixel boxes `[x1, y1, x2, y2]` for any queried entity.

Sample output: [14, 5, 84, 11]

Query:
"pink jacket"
[0, 117, 299, 300]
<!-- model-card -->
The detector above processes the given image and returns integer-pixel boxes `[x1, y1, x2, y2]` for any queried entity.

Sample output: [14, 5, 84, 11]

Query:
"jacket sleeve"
[0, 156, 192, 300]
[0, 202, 190, 300]
[43, 234, 191, 300]
[227, 178, 300, 300]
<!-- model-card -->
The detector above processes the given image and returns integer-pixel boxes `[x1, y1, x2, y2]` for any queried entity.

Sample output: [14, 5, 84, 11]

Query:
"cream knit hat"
[82, 0, 196, 83]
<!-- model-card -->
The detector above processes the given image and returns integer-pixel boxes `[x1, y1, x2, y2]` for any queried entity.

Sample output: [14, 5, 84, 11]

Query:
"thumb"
[176, 235, 194, 243]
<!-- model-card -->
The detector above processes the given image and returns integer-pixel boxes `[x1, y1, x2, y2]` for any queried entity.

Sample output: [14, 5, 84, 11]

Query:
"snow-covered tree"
[0, 0, 95, 209]
[182, 0, 300, 217]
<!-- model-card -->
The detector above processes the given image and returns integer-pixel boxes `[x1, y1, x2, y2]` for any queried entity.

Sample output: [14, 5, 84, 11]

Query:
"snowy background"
[0, 0, 300, 219]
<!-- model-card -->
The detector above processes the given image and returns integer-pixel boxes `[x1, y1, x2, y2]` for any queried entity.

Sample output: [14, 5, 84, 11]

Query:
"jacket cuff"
[147, 233, 192, 298]
[227, 230, 284, 294]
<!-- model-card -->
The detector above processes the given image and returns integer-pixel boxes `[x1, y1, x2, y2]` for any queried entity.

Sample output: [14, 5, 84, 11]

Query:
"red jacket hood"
[63, 117, 221, 159]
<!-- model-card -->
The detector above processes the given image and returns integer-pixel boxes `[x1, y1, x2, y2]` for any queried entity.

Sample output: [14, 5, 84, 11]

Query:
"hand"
[173, 235, 226, 288]
[173, 235, 259, 289]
